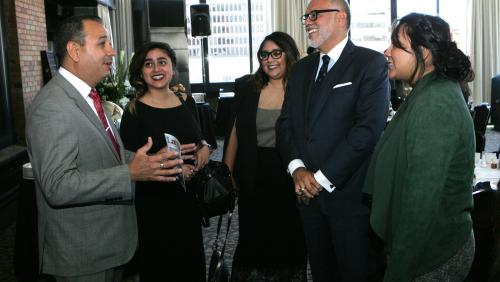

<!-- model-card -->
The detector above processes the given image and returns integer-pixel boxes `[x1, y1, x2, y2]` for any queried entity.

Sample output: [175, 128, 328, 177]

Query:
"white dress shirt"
[59, 67, 116, 137]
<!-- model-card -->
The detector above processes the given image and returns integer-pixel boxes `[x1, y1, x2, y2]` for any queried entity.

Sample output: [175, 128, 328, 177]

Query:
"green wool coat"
[364, 71, 475, 281]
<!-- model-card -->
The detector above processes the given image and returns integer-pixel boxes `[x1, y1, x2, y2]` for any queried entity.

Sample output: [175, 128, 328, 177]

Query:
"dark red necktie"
[89, 89, 120, 158]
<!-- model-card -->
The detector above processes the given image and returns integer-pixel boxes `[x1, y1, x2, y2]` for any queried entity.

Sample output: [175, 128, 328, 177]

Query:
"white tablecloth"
[475, 166, 500, 189]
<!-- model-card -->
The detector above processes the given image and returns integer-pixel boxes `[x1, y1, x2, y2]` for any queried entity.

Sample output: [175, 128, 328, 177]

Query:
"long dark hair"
[127, 41, 177, 114]
[254, 31, 300, 91]
[392, 13, 474, 84]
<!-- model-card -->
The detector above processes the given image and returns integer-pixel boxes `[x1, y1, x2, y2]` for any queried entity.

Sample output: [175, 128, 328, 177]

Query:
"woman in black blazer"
[223, 32, 306, 281]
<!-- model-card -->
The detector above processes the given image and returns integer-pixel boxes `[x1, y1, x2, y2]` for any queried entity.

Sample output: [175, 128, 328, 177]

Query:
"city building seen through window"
[184, 0, 469, 86]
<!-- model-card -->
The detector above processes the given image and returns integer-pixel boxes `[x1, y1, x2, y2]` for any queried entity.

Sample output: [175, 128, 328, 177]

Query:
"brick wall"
[15, 0, 47, 109]
[3, 0, 47, 145]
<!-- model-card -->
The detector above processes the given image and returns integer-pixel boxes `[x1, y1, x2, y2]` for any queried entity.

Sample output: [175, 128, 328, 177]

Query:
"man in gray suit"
[26, 15, 182, 282]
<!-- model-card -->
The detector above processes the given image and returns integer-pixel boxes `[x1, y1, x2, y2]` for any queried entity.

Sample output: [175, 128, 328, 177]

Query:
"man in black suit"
[276, 0, 389, 281]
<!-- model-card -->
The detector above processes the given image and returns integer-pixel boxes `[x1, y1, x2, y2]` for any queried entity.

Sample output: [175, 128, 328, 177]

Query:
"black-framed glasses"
[258, 49, 283, 61]
[301, 9, 340, 24]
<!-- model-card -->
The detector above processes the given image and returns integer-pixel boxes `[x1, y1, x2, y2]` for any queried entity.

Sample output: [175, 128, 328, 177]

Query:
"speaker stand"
[200, 37, 209, 95]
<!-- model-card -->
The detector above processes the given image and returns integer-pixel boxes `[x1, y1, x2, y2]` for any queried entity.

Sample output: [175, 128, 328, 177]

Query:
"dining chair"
[473, 104, 490, 153]
[492, 74, 500, 131]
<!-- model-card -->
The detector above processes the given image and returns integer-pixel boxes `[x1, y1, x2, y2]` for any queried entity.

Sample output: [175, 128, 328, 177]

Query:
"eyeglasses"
[301, 9, 340, 24]
[258, 49, 283, 61]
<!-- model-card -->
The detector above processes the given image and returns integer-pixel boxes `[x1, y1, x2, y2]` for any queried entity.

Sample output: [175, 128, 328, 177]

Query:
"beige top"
[256, 107, 281, 148]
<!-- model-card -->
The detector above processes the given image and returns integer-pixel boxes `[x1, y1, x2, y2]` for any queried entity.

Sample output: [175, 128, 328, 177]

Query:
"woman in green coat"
[364, 13, 475, 282]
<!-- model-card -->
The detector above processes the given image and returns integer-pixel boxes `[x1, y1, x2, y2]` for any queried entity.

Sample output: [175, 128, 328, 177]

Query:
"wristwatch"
[197, 139, 211, 150]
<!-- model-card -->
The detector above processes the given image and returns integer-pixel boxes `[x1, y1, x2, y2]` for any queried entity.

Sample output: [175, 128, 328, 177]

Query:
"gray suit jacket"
[26, 74, 137, 276]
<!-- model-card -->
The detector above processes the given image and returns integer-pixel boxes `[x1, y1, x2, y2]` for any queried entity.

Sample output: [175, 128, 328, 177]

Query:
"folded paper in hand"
[164, 133, 186, 191]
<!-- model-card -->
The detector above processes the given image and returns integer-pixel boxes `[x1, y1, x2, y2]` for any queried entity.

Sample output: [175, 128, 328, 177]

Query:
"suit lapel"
[304, 53, 321, 120]
[54, 75, 121, 162]
[309, 41, 356, 126]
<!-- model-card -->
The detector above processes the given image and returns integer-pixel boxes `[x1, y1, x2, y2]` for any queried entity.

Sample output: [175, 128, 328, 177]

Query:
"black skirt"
[231, 147, 307, 281]
[135, 182, 206, 282]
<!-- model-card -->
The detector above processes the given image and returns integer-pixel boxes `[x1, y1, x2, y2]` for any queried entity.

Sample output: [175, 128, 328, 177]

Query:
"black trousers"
[299, 197, 379, 282]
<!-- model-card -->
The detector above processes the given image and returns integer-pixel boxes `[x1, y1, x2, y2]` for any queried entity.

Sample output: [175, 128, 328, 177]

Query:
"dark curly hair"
[392, 13, 474, 84]
[127, 41, 177, 114]
[254, 31, 300, 91]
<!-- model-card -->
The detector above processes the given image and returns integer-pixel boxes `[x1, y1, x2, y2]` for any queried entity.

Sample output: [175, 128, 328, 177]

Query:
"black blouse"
[120, 96, 202, 154]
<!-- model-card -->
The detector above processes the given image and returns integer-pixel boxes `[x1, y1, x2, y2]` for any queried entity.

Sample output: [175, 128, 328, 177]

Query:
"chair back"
[215, 95, 234, 137]
[390, 95, 404, 111]
[492, 74, 500, 130]
[473, 104, 490, 153]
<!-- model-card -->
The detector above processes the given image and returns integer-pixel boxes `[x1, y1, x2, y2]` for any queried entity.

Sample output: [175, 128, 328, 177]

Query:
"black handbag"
[172, 92, 235, 226]
[208, 213, 232, 282]
[190, 160, 236, 226]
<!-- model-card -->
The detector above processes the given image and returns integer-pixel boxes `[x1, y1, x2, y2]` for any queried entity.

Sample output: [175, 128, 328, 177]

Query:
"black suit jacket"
[276, 40, 390, 216]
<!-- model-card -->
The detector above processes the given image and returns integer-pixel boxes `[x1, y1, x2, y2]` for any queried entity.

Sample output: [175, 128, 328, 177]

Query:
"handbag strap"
[212, 214, 224, 250]
[174, 91, 186, 105]
[174, 91, 204, 142]
[219, 212, 232, 258]
[175, 92, 197, 119]
[212, 212, 233, 256]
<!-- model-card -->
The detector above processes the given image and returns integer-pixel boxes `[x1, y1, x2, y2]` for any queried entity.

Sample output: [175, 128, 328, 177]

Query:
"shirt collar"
[58, 67, 92, 100]
[321, 35, 349, 62]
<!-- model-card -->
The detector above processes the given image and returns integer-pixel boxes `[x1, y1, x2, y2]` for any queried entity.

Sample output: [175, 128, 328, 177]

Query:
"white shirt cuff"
[314, 170, 335, 193]
[288, 159, 305, 176]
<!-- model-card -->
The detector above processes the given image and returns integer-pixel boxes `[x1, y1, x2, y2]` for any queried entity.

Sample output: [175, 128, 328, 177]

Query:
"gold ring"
[300, 187, 305, 193]
[160, 162, 165, 169]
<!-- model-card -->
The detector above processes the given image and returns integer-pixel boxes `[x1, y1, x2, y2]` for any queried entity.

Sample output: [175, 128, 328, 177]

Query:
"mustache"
[103, 57, 114, 64]
[305, 24, 318, 31]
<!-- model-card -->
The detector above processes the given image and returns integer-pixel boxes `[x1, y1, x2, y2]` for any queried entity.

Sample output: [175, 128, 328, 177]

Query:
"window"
[185, 0, 272, 86]
[397, 0, 470, 54]
[397, 0, 437, 17]
[184, 0, 470, 91]
[0, 4, 14, 149]
[350, 0, 391, 53]
[350, 0, 469, 56]
[438, 0, 470, 54]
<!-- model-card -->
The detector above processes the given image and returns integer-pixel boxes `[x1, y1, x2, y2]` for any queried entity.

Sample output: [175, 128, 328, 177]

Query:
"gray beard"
[307, 31, 330, 49]
[308, 38, 320, 48]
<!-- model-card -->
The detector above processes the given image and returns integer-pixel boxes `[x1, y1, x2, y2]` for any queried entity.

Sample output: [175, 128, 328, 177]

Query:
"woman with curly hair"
[120, 42, 209, 281]
[364, 13, 476, 282]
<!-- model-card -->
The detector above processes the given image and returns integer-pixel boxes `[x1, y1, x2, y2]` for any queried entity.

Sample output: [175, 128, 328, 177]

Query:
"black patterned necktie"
[315, 55, 331, 86]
